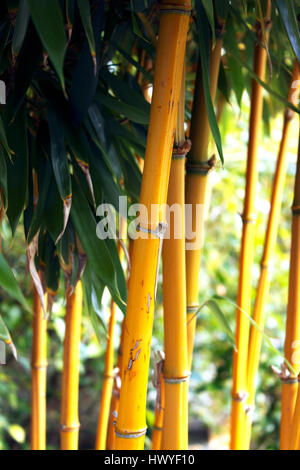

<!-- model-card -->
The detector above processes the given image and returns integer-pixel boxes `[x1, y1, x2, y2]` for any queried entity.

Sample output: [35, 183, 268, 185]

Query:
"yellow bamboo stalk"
[31, 287, 47, 450]
[186, 36, 223, 370]
[290, 375, 300, 450]
[114, 0, 191, 450]
[151, 375, 165, 450]
[161, 67, 189, 450]
[60, 280, 83, 450]
[106, 318, 124, 450]
[95, 220, 126, 450]
[95, 299, 117, 449]
[280, 126, 300, 450]
[230, 2, 271, 450]
[245, 62, 300, 448]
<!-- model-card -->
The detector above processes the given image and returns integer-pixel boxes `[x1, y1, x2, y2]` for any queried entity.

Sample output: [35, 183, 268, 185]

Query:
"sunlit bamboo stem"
[280, 125, 300, 450]
[31, 286, 47, 450]
[60, 281, 83, 450]
[245, 62, 300, 448]
[161, 66, 189, 450]
[230, 1, 271, 450]
[185, 33, 223, 371]
[95, 220, 126, 450]
[114, 0, 191, 450]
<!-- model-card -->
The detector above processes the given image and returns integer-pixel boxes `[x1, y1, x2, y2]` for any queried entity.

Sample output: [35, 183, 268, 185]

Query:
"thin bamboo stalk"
[95, 299, 117, 450]
[106, 318, 124, 450]
[106, 239, 133, 450]
[31, 287, 47, 450]
[290, 374, 300, 450]
[151, 376, 165, 450]
[114, 0, 191, 450]
[60, 280, 83, 450]
[161, 67, 189, 450]
[95, 220, 126, 450]
[230, 2, 271, 450]
[185, 36, 223, 370]
[245, 62, 300, 448]
[280, 126, 300, 450]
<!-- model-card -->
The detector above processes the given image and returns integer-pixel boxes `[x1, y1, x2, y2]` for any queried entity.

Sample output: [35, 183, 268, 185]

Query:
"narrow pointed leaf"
[0, 253, 29, 311]
[276, 0, 300, 63]
[12, 0, 30, 57]
[26, 0, 66, 91]
[77, 0, 96, 66]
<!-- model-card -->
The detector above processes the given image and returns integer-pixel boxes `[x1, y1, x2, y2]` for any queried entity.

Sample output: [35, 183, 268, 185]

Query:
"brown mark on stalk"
[127, 345, 142, 371]
[146, 293, 152, 314]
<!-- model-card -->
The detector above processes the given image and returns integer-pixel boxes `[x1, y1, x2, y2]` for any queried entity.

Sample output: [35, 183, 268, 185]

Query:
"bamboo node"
[186, 155, 216, 175]
[291, 204, 300, 215]
[285, 108, 295, 122]
[152, 351, 165, 412]
[60, 423, 80, 432]
[31, 362, 48, 370]
[244, 404, 255, 420]
[114, 427, 147, 439]
[271, 363, 297, 383]
[232, 391, 249, 403]
[186, 305, 199, 314]
[172, 139, 191, 160]
[163, 374, 190, 384]
[159, 3, 192, 16]
[241, 213, 256, 224]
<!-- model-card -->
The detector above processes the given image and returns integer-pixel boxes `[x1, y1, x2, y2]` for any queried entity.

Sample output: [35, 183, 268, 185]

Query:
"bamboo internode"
[230, 1, 271, 450]
[114, 0, 191, 450]
[280, 127, 300, 450]
[161, 68, 189, 450]
[186, 36, 223, 370]
[31, 287, 47, 450]
[60, 281, 83, 450]
[245, 62, 300, 448]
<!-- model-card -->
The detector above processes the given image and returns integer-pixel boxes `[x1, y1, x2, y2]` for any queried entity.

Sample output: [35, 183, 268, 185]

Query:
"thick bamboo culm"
[280, 127, 300, 450]
[60, 280, 83, 450]
[31, 287, 47, 450]
[114, 0, 191, 450]
[230, 1, 271, 450]
[95, 221, 126, 450]
[185, 36, 223, 370]
[161, 67, 189, 450]
[245, 62, 300, 448]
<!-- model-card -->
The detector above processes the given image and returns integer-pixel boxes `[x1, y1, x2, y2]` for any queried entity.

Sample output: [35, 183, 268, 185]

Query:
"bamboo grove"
[1, 0, 300, 451]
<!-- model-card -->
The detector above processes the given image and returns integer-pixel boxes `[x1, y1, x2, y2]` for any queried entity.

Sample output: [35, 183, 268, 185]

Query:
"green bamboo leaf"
[188, 299, 236, 349]
[213, 295, 297, 376]
[110, 41, 153, 83]
[71, 177, 126, 311]
[0, 148, 7, 210]
[0, 253, 29, 312]
[45, 234, 60, 295]
[96, 91, 149, 125]
[229, 49, 300, 114]
[5, 103, 28, 234]
[26, 0, 66, 92]
[77, 0, 96, 67]
[47, 106, 72, 201]
[196, 0, 224, 163]
[202, 0, 215, 45]
[101, 68, 150, 116]
[0, 315, 17, 360]
[12, 0, 30, 57]
[276, 0, 300, 63]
